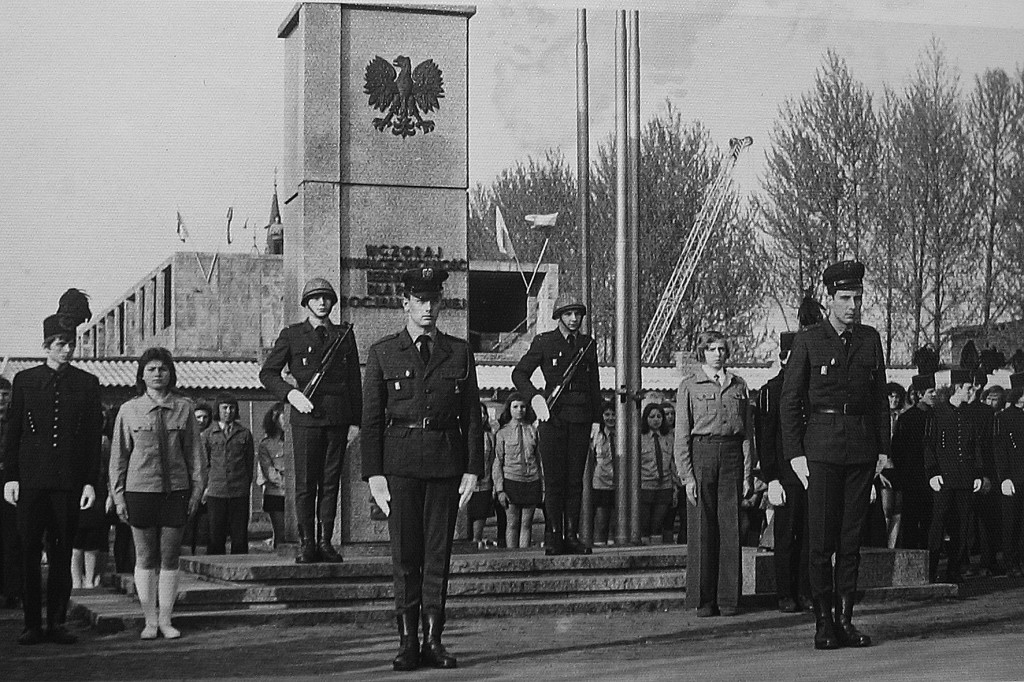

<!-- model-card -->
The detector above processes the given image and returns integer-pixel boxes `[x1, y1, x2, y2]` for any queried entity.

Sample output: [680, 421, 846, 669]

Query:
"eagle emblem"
[364, 55, 444, 138]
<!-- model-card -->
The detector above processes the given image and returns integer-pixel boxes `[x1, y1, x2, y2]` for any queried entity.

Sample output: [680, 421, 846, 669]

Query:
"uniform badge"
[308, 346, 313, 352]
[303, 358, 309, 366]
[394, 381, 401, 390]
[553, 358, 559, 367]
[405, 369, 412, 377]
[820, 366, 827, 376]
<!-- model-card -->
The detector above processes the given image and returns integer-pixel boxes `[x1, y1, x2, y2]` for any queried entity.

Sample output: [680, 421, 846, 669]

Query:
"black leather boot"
[318, 522, 344, 563]
[295, 524, 320, 564]
[834, 593, 871, 647]
[545, 515, 566, 556]
[563, 514, 592, 555]
[419, 612, 457, 669]
[392, 610, 419, 671]
[811, 595, 841, 650]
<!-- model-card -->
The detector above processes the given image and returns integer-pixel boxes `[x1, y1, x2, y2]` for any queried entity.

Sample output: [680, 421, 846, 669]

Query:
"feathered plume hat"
[43, 289, 92, 343]
[796, 286, 824, 330]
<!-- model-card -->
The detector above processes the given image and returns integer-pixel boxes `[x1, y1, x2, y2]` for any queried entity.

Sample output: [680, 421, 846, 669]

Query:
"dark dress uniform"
[3, 364, 102, 634]
[892, 403, 932, 549]
[995, 403, 1024, 572]
[964, 399, 1000, 573]
[260, 318, 361, 555]
[512, 324, 602, 552]
[756, 366, 810, 608]
[361, 329, 483, 627]
[924, 399, 983, 581]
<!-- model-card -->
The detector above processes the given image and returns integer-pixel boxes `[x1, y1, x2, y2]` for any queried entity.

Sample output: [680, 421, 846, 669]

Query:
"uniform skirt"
[591, 488, 616, 508]
[126, 490, 189, 529]
[467, 491, 494, 521]
[505, 479, 543, 507]
[263, 494, 285, 513]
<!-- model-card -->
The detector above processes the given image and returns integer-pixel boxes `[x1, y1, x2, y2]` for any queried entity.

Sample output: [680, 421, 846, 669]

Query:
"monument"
[278, 2, 474, 543]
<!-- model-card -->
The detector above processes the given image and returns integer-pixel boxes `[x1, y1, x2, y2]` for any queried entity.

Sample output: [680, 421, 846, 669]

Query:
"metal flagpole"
[626, 10, 642, 544]
[613, 10, 631, 547]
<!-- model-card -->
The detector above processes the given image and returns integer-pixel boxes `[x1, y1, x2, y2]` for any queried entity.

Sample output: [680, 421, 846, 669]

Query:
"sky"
[2, 0, 1023, 356]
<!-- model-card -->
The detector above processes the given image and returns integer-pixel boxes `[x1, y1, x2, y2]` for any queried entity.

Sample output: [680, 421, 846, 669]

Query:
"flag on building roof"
[525, 212, 558, 228]
[495, 206, 517, 259]
[176, 211, 189, 243]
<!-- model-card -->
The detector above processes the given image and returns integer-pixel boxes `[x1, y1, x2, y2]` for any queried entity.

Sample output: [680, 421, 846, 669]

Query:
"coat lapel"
[424, 333, 451, 377]
[822, 322, 849, 368]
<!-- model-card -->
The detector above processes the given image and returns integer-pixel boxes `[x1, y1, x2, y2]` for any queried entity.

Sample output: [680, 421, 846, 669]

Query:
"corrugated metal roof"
[0, 358, 263, 390]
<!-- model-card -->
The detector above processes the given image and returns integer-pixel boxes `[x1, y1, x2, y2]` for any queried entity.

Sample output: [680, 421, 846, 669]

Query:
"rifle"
[547, 336, 595, 409]
[302, 323, 353, 401]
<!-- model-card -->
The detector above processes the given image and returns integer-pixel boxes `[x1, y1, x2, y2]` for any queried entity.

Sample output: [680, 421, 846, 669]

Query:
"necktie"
[841, 330, 852, 353]
[156, 407, 172, 493]
[653, 434, 664, 480]
[316, 326, 328, 344]
[568, 333, 577, 349]
[418, 335, 432, 365]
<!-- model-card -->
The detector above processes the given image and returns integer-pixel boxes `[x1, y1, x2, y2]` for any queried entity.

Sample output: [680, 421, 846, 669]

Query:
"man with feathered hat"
[2, 289, 103, 645]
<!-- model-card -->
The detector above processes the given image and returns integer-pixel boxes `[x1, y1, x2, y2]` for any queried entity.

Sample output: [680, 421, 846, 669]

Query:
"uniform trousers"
[291, 425, 348, 533]
[774, 481, 810, 601]
[929, 489, 974, 580]
[686, 438, 743, 610]
[16, 489, 79, 631]
[806, 461, 873, 599]
[206, 495, 250, 555]
[972, 491, 1001, 570]
[387, 475, 460, 618]
[1, 499, 23, 600]
[1002, 494, 1024, 569]
[897, 487, 932, 550]
[537, 417, 590, 529]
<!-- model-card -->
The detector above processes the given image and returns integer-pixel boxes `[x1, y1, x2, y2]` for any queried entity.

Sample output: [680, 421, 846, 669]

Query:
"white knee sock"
[157, 569, 181, 638]
[134, 568, 160, 638]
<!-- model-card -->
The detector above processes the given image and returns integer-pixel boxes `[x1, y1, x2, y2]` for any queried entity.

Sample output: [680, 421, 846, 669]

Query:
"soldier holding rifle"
[512, 296, 602, 555]
[260, 277, 361, 564]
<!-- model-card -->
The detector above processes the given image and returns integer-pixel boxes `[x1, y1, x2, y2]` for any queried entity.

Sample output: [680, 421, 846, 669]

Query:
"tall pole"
[626, 10, 641, 544]
[613, 10, 630, 547]
[576, 8, 595, 545]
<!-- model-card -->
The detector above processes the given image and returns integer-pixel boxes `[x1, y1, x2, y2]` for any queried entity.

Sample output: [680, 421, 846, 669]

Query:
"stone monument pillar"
[278, 2, 474, 544]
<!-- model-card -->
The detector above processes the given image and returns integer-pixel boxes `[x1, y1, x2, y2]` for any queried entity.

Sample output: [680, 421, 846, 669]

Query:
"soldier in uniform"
[511, 296, 602, 555]
[3, 289, 102, 645]
[362, 267, 482, 671]
[996, 373, 1024, 577]
[260, 277, 361, 563]
[756, 331, 811, 613]
[780, 261, 889, 650]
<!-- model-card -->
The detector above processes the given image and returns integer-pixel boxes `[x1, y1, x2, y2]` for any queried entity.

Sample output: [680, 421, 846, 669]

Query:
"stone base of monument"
[69, 546, 956, 633]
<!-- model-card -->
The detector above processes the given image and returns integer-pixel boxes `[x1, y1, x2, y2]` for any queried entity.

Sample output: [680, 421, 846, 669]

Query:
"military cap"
[780, 332, 796, 354]
[44, 288, 91, 342]
[911, 374, 935, 392]
[301, 277, 338, 306]
[1010, 373, 1024, 390]
[822, 260, 865, 292]
[552, 294, 587, 320]
[402, 266, 448, 297]
[949, 369, 973, 386]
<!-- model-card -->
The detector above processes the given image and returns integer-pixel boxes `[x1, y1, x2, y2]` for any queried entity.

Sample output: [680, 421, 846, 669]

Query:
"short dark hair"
[262, 402, 285, 439]
[640, 402, 670, 435]
[0, 377, 11, 391]
[694, 330, 730, 362]
[194, 402, 213, 418]
[135, 347, 177, 395]
[214, 393, 239, 417]
[886, 382, 906, 406]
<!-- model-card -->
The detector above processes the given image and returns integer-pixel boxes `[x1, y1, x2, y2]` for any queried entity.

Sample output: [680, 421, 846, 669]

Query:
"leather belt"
[387, 417, 457, 431]
[692, 434, 744, 443]
[814, 404, 866, 416]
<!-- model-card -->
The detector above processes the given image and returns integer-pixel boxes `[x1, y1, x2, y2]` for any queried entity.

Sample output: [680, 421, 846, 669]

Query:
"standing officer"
[512, 295, 602, 555]
[756, 331, 811, 614]
[780, 261, 889, 650]
[3, 289, 102, 645]
[260, 277, 361, 563]
[362, 267, 482, 671]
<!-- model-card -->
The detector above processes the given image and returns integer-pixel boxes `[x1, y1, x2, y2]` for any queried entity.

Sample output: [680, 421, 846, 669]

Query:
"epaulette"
[370, 331, 404, 348]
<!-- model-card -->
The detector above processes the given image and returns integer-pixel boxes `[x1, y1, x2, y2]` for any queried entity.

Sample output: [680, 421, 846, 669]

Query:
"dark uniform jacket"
[923, 401, 983, 490]
[964, 401, 996, 479]
[3, 364, 102, 491]
[511, 329, 602, 424]
[361, 329, 483, 480]
[260, 320, 362, 427]
[756, 369, 799, 486]
[995, 405, 1024, 485]
[892, 405, 931, 491]
[780, 320, 890, 465]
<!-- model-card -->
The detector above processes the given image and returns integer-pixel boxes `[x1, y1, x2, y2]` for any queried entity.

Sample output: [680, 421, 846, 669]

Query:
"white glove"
[767, 480, 786, 507]
[870, 484, 878, 503]
[3, 481, 19, 506]
[1002, 479, 1016, 497]
[458, 474, 479, 509]
[972, 478, 983, 494]
[287, 389, 315, 414]
[532, 394, 550, 422]
[80, 484, 96, 510]
[368, 475, 391, 517]
[790, 456, 809, 490]
[590, 423, 601, 440]
[929, 475, 943, 492]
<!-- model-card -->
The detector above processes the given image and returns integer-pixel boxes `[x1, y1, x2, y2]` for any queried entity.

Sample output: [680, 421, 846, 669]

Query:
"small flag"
[176, 211, 189, 243]
[525, 212, 559, 228]
[496, 206, 517, 259]
[226, 206, 234, 244]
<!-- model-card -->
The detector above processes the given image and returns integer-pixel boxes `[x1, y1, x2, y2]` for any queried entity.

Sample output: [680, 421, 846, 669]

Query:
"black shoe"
[393, 612, 419, 671]
[18, 628, 46, 646]
[778, 597, 799, 613]
[295, 540, 321, 564]
[797, 595, 815, 613]
[46, 625, 78, 645]
[812, 597, 841, 650]
[563, 534, 593, 555]
[834, 594, 871, 648]
[696, 605, 719, 617]
[419, 613, 456, 669]
[319, 541, 344, 563]
[544, 532, 566, 556]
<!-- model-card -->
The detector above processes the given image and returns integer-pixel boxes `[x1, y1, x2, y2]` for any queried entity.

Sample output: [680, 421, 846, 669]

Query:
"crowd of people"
[4, 261, 1024, 668]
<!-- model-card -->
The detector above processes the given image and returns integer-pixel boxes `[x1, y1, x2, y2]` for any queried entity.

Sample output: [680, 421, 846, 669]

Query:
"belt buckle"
[422, 417, 433, 430]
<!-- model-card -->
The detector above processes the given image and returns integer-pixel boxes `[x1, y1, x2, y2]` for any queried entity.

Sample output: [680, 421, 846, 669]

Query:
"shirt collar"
[701, 365, 729, 385]
[143, 392, 175, 412]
